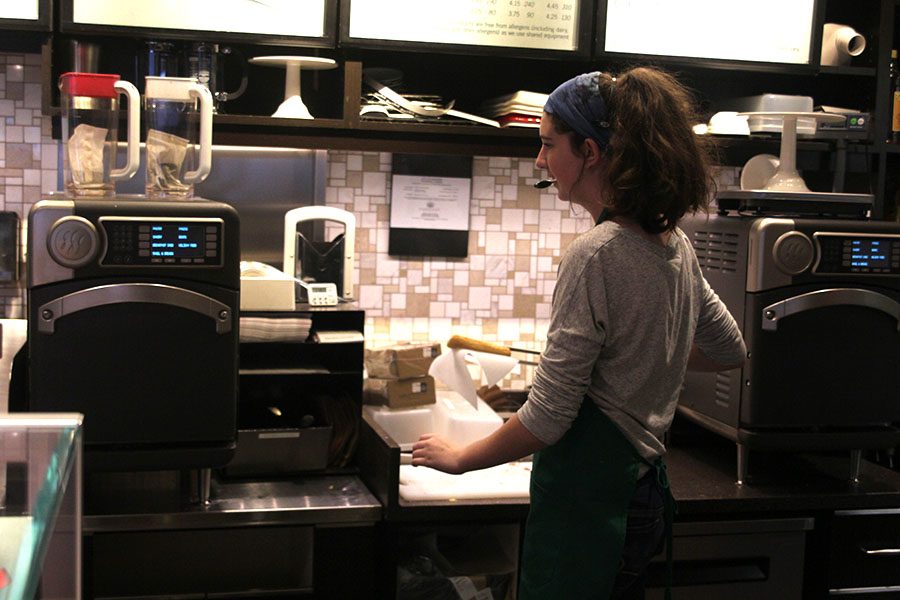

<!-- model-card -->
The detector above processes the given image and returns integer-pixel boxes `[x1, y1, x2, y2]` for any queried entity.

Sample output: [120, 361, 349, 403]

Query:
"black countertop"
[387, 447, 900, 522]
[665, 425, 900, 516]
[81, 426, 900, 532]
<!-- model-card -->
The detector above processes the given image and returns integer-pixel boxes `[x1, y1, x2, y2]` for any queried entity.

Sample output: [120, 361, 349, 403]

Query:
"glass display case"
[0, 414, 82, 600]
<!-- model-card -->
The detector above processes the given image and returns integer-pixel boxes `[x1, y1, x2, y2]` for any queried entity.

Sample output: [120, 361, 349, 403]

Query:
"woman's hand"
[412, 414, 547, 475]
[411, 434, 466, 474]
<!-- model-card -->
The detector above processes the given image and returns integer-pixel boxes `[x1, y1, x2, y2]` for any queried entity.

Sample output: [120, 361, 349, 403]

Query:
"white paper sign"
[73, 0, 326, 38]
[390, 175, 471, 231]
[349, 0, 580, 52]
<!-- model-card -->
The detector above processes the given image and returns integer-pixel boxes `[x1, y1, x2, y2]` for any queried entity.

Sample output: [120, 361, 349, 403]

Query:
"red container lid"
[59, 72, 121, 98]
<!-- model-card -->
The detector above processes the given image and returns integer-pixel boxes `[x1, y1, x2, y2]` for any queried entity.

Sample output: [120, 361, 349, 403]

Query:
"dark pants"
[609, 468, 667, 599]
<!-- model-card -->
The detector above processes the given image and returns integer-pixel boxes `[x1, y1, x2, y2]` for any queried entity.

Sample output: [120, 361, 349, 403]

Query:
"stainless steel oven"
[678, 214, 900, 483]
[24, 196, 240, 471]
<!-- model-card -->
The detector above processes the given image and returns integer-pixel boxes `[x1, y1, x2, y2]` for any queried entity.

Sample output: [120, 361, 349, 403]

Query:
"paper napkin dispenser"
[283, 206, 355, 301]
[240, 261, 296, 311]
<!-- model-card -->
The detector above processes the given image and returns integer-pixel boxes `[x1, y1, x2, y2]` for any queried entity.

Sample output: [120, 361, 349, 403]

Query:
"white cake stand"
[738, 111, 846, 192]
[249, 56, 338, 119]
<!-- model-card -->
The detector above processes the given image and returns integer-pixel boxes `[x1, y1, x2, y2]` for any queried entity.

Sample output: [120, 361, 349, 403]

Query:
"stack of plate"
[480, 91, 548, 128]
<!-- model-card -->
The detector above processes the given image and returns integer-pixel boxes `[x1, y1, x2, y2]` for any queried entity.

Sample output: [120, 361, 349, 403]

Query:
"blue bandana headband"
[543, 72, 613, 150]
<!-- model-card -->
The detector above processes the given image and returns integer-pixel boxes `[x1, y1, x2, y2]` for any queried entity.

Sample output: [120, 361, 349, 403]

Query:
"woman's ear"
[581, 138, 603, 167]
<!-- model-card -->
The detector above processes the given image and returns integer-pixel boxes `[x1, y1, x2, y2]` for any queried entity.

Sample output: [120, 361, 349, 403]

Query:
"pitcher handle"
[110, 80, 140, 181]
[184, 83, 213, 184]
[217, 47, 248, 103]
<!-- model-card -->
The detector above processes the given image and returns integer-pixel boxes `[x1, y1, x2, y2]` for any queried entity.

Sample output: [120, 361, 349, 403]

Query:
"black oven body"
[678, 214, 900, 476]
[25, 197, 240, 471]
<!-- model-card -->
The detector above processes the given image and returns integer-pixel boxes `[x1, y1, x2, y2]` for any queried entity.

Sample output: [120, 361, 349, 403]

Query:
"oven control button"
[773, 231, 814, 275]
[48, 216, 99, 268]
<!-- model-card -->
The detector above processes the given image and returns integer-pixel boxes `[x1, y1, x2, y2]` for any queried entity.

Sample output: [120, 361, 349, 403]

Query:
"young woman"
[411, 66, 747, 599]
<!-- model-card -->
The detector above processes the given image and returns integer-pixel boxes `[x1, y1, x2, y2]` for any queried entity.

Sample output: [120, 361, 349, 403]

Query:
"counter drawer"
[89, 525, 314, 598]
[828, 509, 900, 593]
[647, 517, 812, 600]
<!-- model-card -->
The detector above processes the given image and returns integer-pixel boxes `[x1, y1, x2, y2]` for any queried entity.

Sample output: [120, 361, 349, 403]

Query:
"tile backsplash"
[327, 151, 592, 339]
[325, 151, 738, 389]
[0, 52, 58, 318]
[0, 50, 740, 390]
[326, 151, 597, 388]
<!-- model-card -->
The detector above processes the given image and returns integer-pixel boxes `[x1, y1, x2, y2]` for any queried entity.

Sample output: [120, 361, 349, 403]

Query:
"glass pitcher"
[185, 42, 248, 113]
[143, 76, 213, 199]
[59, 73, 139, 197]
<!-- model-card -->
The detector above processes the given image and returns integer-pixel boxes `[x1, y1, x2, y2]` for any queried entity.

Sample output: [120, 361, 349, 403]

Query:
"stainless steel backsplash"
[89, 144, 328, 266]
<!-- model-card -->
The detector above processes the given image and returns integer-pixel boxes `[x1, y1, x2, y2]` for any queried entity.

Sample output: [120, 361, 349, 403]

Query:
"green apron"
[519, 398, 669, 599]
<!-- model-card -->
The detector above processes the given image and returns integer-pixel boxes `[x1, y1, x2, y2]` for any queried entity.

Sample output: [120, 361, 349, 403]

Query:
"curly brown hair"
[552, 67, 716, 233]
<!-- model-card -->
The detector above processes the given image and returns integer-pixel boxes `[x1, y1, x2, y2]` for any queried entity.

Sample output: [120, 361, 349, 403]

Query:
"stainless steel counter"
[84, 473, 381, 533]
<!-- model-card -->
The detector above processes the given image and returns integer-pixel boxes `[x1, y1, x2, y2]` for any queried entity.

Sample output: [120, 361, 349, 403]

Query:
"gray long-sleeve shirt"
[518, 220, 746, 463]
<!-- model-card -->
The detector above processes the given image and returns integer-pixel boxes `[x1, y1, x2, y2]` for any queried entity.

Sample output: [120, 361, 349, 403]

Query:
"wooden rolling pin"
[447, 335, 511, 356]
[447, 335, 542, 366]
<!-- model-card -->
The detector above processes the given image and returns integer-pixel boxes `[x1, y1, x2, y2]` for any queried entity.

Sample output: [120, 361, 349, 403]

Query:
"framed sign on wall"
[389, 154, 472, 258]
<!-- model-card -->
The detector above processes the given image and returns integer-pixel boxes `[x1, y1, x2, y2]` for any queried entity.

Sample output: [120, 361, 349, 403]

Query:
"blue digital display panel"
[149, 224, 204, 259]
[816, 234, 900, 275]
[845, 238, 891, 269]
[100, 218, 220, 266]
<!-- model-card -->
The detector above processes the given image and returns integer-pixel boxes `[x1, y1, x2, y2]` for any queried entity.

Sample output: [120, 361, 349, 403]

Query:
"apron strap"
[652, 457, 678, 600]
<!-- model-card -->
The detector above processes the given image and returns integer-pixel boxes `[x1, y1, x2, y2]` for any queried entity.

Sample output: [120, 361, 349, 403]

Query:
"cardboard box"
[365, 343, 441, 379]
[364, 376, 436, 409]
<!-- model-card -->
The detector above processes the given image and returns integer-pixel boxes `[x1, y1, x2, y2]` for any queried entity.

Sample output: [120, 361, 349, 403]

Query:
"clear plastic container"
[58, 72, 139, 197]
[143, 76, 212, 199]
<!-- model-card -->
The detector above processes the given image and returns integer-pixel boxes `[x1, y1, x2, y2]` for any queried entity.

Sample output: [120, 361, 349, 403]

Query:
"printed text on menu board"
[349, 0, 580, 51]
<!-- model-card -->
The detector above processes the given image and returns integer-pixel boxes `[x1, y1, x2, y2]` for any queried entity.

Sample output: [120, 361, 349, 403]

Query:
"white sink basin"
[364, 390, 503, 451]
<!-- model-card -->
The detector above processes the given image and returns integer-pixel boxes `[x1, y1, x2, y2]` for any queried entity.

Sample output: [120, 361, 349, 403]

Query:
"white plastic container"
[731, 94, 817, 134]
[364, 390, 502, 451]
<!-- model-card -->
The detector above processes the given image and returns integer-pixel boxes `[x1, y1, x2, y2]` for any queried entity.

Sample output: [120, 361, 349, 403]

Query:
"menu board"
[347, 0, 583, 52]
[0, 1, 39, 20]
[602, 0, 816, 65]
[0, 0, 50, 30]
[70, 0, 328, 38]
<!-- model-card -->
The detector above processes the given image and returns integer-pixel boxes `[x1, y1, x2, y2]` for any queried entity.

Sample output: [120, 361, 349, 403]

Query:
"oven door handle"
[37, 283, 232, 334]
[762, 288, 900, 332]
[860, 545, 900, 556]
